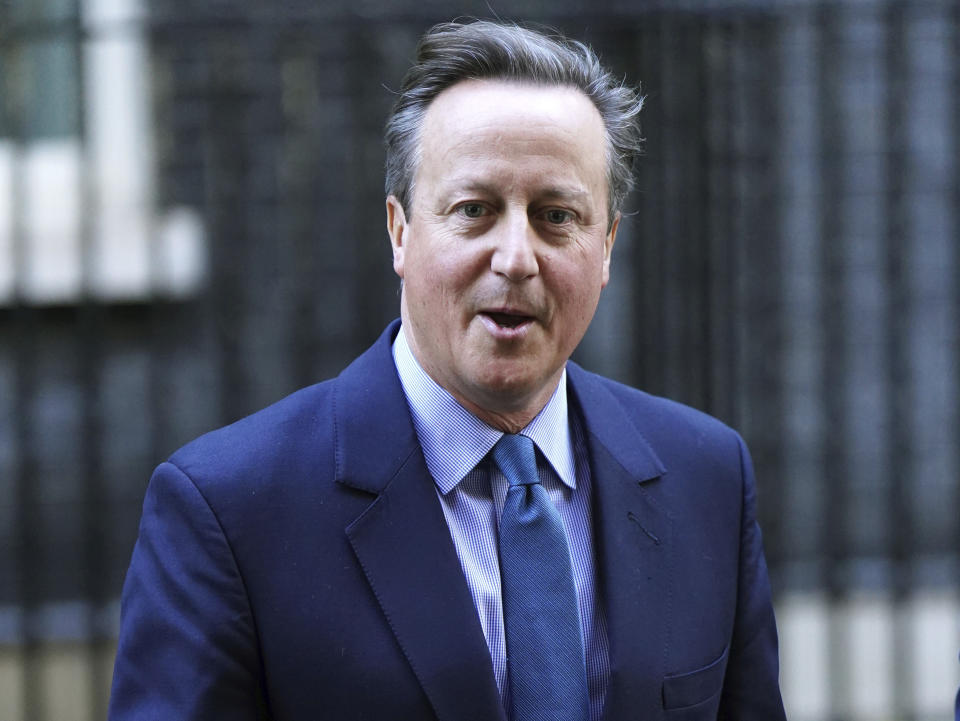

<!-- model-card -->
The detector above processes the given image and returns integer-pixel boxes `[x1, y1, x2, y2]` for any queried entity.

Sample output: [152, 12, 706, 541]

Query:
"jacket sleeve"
[108, 461, 267, 720]
[717, 436, 788, 720]
[955, 661, 959, 721]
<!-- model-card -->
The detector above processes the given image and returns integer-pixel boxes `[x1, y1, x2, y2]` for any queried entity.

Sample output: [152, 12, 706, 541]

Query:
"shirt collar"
[392, 325, 577, 494]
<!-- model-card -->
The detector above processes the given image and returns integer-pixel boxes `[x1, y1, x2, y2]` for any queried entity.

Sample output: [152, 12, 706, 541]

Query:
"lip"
[478, 308, 536, 340]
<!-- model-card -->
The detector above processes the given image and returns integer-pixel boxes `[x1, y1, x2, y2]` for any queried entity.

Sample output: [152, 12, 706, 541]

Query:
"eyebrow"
[539, 186, 591, 203]
[442, 181, 591, 203]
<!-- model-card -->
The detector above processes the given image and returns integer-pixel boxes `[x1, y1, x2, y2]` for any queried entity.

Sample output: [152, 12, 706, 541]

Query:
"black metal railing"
[1, 1, 958, 718]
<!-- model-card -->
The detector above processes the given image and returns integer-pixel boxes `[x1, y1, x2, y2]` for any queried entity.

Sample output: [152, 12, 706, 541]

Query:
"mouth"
[481, 311, 534, 329]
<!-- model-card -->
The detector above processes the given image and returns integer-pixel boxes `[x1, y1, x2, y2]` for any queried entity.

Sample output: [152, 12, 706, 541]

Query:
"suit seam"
[662, 491, 675, 691]
[604, 388, 665, 479]
[571, 366, 666, 480]
[348, 548, 429, 697]
[344, 476, 442, 721]
[332, 381, 342, 480]
[729, 439, 747, 654]
[163, 459, 269, 701]
[664, 682, 723, 712]
[731, 436, 763, 652]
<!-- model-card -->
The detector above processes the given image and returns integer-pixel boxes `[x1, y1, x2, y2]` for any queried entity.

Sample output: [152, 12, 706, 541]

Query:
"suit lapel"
[331, 327, 675, 721]
[567, 365, 673, 720]
[334, 322, 505, 721]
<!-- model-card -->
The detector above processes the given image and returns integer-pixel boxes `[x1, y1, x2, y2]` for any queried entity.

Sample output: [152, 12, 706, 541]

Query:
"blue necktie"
[493, 433, 589, 721]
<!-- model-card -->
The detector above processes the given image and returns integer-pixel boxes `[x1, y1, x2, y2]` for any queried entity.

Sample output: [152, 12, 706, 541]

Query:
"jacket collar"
[566, 361, 666, 484]
[566, 363, 673, 719]
[332, 320, 419, 494]
[333, 321, 668, 492]
[333, 320, 506, 721]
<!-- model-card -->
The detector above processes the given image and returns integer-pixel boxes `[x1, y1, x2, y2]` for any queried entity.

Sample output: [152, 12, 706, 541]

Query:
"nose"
[490, 214, 539, 281]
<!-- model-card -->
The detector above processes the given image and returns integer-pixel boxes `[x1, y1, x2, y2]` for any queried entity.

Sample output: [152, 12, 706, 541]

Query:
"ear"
[386, 195, 409, 278]
[601, 212, 620, 288]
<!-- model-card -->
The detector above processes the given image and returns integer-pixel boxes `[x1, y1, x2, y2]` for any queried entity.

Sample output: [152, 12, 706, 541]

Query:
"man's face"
[387, 79, 619, 428]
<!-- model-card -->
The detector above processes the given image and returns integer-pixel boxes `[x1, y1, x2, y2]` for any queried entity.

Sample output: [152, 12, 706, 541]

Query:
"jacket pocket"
[662, 644, 729, 710]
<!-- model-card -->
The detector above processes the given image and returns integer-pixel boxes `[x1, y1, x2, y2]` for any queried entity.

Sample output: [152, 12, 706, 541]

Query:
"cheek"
[550, 254, 605, 302]
[548, 274, 605, 339]
[407, 255, 474, 311]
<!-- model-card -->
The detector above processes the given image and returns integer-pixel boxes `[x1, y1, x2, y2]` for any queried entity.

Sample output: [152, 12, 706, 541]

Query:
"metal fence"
[1, 1, 958, 719]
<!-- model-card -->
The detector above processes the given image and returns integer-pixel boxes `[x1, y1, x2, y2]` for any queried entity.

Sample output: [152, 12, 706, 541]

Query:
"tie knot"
[492, 433, 539, 488]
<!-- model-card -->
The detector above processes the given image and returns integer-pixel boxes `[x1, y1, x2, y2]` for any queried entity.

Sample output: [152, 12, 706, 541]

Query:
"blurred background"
[1, 0, 958, 718]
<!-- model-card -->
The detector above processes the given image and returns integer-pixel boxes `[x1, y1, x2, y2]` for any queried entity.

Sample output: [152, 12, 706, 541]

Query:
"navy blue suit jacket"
[109, 321, 786, 720]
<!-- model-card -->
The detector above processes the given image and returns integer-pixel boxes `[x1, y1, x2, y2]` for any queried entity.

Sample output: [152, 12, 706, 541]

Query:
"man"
[109, 20, 786, 721]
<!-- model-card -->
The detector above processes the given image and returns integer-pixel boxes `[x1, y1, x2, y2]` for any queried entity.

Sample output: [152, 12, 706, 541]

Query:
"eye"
[543, 208, 574, 225]
[456, 203, 488, 219]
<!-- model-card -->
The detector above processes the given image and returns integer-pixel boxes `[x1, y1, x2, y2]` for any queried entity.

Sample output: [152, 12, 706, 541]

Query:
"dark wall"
[2, 0, 958, 651]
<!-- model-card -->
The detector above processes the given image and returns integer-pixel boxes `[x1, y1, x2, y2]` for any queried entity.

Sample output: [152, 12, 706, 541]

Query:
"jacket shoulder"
[166, 379, 337, 494]
[568, 364, 746, 479]
[576, 367, 739, 442]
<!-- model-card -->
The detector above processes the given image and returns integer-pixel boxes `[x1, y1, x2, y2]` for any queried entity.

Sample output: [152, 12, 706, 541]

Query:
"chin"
[469, 367, 550, 407]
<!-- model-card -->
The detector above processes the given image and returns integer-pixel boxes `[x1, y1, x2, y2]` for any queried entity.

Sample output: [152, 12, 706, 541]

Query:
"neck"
[452, 395, 544, 434]
[399, 324, 562, 434]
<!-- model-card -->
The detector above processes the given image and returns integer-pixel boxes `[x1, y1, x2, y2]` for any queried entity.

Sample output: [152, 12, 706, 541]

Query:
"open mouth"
[483, 311, 532, 329]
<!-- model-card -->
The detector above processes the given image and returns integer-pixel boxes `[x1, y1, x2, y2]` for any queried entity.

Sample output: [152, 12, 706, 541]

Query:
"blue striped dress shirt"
[392, 327, 610, 721]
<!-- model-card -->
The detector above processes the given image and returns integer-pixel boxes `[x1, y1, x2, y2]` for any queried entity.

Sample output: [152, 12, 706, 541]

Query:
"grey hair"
[384, 20, 644, 224]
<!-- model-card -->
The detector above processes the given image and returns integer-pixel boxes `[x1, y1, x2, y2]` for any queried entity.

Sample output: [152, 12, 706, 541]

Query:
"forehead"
[417, 79, 608, 194]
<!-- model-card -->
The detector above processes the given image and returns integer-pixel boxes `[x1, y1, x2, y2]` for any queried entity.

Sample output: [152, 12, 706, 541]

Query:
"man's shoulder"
[570, 363, 737, 439]
[567, 363, 745, 475]
[164, 322, 403, 490]
[166, 378, 338, 491]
